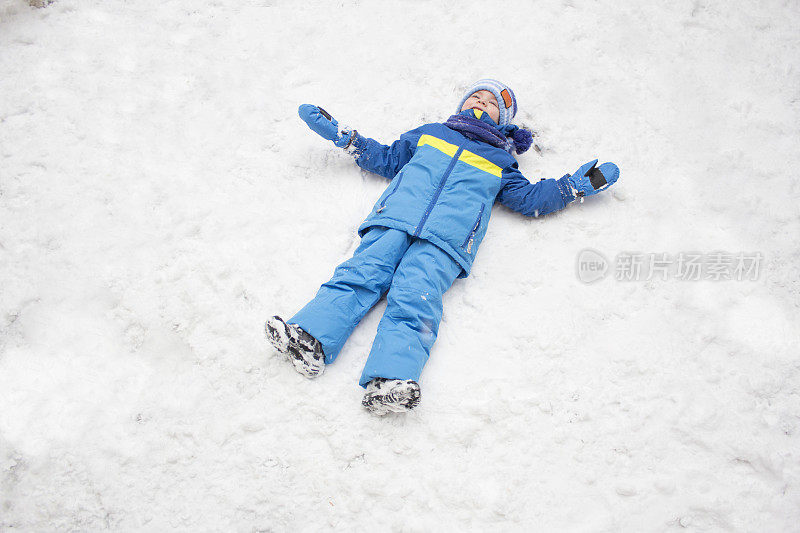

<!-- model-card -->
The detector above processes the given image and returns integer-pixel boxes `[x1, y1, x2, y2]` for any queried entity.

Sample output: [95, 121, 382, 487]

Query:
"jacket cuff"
[556, 174, 576, 205]
[344, 131, 367, 157]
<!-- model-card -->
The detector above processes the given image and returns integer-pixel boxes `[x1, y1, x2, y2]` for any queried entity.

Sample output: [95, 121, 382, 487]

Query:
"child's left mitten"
[298, 104, 355, 148]
[567, 159, 620, 197]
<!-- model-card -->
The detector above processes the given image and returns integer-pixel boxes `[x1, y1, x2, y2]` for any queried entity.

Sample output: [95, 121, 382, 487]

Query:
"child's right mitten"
[567, 159, 620, 197]
[298, 104, 355, 148]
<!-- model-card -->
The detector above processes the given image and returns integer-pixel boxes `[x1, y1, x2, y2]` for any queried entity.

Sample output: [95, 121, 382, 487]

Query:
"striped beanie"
[456, 79, 518, 126]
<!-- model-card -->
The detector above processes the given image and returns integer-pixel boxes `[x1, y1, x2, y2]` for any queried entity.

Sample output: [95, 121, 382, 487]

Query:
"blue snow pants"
[289, 226, 462, 387]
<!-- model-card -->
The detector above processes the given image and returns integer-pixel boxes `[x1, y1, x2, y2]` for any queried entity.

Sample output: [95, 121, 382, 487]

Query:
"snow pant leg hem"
[358, 361, 423, 388]
[290, 308, 350, 364]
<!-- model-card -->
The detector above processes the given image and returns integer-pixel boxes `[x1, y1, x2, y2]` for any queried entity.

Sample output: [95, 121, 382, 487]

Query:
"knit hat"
[456, 79, 518, 127]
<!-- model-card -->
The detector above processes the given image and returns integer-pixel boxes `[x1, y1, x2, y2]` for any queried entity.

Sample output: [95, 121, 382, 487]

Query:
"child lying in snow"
[266, 79, 619, 415]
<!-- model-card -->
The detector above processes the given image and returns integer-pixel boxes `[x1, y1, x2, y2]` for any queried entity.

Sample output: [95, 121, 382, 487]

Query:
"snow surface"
[1, 0, 799, 530]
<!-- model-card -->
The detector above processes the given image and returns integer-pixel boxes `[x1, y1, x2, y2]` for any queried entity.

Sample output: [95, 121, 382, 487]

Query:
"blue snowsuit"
[290, 117, 576, 387]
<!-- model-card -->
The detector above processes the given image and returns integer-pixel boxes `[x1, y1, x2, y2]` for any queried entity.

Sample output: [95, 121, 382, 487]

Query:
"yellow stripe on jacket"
[458, 150, 501, 177]
[417, 134, 502, 177]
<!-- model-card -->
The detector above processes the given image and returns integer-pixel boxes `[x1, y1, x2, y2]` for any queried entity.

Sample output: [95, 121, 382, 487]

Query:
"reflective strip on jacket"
[350, 123, 575, 278]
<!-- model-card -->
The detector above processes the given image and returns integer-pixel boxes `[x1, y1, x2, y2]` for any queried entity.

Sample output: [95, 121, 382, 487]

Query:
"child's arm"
[346, 130, 421, 179]
[496, 163, 576, 217]
[297, 104, 419, 179]
[497, 159, 620, 217]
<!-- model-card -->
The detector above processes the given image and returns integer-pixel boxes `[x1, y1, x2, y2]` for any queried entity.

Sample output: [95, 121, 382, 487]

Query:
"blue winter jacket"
[349, 122, 575, 277]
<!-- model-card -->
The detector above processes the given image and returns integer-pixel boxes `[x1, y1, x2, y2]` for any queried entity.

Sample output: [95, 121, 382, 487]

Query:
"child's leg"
[290, 227, 412, 364]
[358, 239, 462, 387]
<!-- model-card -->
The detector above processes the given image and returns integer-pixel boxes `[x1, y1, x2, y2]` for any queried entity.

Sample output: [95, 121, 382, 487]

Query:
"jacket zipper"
[462, 203, 485, 253]
[376, 173, 405, 213]
[413, 146, 464, 237]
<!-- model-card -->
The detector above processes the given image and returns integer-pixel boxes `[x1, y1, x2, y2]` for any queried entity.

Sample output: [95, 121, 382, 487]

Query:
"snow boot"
[361, 378, 421, 415]
[265, 315, 325, 378]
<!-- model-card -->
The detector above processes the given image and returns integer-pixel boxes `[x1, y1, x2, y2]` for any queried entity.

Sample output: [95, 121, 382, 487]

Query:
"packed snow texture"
[1, 0, 799, 530]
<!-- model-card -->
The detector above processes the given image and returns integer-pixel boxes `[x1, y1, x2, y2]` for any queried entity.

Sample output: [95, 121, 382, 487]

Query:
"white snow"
[1, 0, 799, 530]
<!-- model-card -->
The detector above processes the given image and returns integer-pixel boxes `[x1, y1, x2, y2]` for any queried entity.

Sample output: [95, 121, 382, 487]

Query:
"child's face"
[460, 90, 500, 123]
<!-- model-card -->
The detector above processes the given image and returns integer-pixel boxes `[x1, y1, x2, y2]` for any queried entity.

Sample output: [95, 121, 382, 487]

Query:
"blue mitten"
[567, 159, 620, 197]
[298, 104, 355, 148]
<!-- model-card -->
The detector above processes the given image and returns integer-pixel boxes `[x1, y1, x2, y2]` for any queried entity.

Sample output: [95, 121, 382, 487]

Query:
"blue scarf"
[444, 109, 532, 154]
[444, 110, 508, 150]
